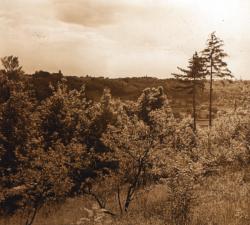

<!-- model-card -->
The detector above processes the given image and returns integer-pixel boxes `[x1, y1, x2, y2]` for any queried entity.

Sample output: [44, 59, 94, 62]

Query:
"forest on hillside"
[0, 33, 250, 225]
[28, 71, 243, 121]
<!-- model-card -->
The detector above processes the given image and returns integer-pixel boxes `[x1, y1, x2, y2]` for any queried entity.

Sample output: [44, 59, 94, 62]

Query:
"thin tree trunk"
[208, 55, 213, 152]
[124, 186, 134, 212]
[192, 77, 196, 132]
[209, 58, 213, 128]
[124, 145, 151, 212]
[117, 185, 123, 215]
[124, 159, 144, 212]
[25, 205, 40, 225]
[87, 190, 105, 209]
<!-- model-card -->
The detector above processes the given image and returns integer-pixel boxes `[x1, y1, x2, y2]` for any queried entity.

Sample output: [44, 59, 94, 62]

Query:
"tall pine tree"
[172, 52, 206, 131]
[201, 32, 233, 127]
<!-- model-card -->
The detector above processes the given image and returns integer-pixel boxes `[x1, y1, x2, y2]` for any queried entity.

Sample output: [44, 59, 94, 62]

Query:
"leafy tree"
[0, 71, 12, 103]
[0, 58, 37, 219]
[0, 74, 95, 225]
[21, 81, 97, 225]
[172, 52, 207, 131]
[103, 113, 157, 212]
[38, 81, 94, 185]
[198, 112, 250, 165]
[1, 56, 23, 80]
[136, 86, 167, 125]
[102, 87, 174, 213]
[84, 88, 117, 153]
[201, 32, 233, 127]
[38, 82, 73, 149]
[14, 144, 75, 225]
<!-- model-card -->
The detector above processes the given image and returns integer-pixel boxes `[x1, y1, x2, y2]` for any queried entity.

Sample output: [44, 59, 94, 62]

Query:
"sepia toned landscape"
[1, 1, 250, 225]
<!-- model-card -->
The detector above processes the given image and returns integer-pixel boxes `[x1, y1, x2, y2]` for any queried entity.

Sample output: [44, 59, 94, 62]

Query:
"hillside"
[28, 71, 243, 120]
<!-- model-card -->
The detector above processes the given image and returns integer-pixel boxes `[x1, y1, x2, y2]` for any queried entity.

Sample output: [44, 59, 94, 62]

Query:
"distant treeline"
[28, 70, 181, 101]
[26, 70, 240, 117]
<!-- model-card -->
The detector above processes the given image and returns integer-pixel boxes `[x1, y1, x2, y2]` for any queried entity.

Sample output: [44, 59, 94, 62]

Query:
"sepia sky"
[0, 0, 250, 78]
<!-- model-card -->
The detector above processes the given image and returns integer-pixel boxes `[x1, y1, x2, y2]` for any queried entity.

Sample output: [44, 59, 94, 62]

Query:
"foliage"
[136, 86, 167, 125]
[172, 52, 207, 131]
[201, 32, 233, 126]
[202, 32, 232, 79]
[1, 54, 250, 225]
[198, 112, 250, 166]
[101, 87, 198, 213]
[0, 65, 35, 218]
[1, 56, 24, 80]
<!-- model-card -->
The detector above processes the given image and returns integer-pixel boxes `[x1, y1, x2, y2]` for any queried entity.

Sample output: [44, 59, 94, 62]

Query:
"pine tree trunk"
[209, 60, 213, 128]
[192, 77, 196, 132]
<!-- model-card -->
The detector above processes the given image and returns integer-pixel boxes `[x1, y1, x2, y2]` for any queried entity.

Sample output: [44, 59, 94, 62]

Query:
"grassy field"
[1, 164, 249, 225]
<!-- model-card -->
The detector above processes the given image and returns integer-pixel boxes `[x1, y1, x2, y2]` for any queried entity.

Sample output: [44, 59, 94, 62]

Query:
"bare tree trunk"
[86, 189, 105, 209]
[124, 146, 151, 212]
[117, 185, 123, 215]
[208, 56, 213, 152]
[192, 77, 196, 132]
[124, 186, 134, 212]
[209, 63, 213, 128]
[25, 205, 40, 225]
[124, 160, 144, 212]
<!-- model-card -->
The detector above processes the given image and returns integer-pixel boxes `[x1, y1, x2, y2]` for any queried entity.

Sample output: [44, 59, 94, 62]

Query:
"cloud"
[0, 0, 250, 78]
[52, 0, 124, 27]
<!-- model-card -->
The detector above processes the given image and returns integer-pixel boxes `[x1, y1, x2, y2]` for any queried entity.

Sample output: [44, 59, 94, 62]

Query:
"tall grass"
[1, 165, 249, 225]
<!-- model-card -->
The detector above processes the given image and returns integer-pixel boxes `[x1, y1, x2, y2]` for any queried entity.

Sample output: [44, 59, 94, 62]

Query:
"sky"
[0, 0, 250, 79]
